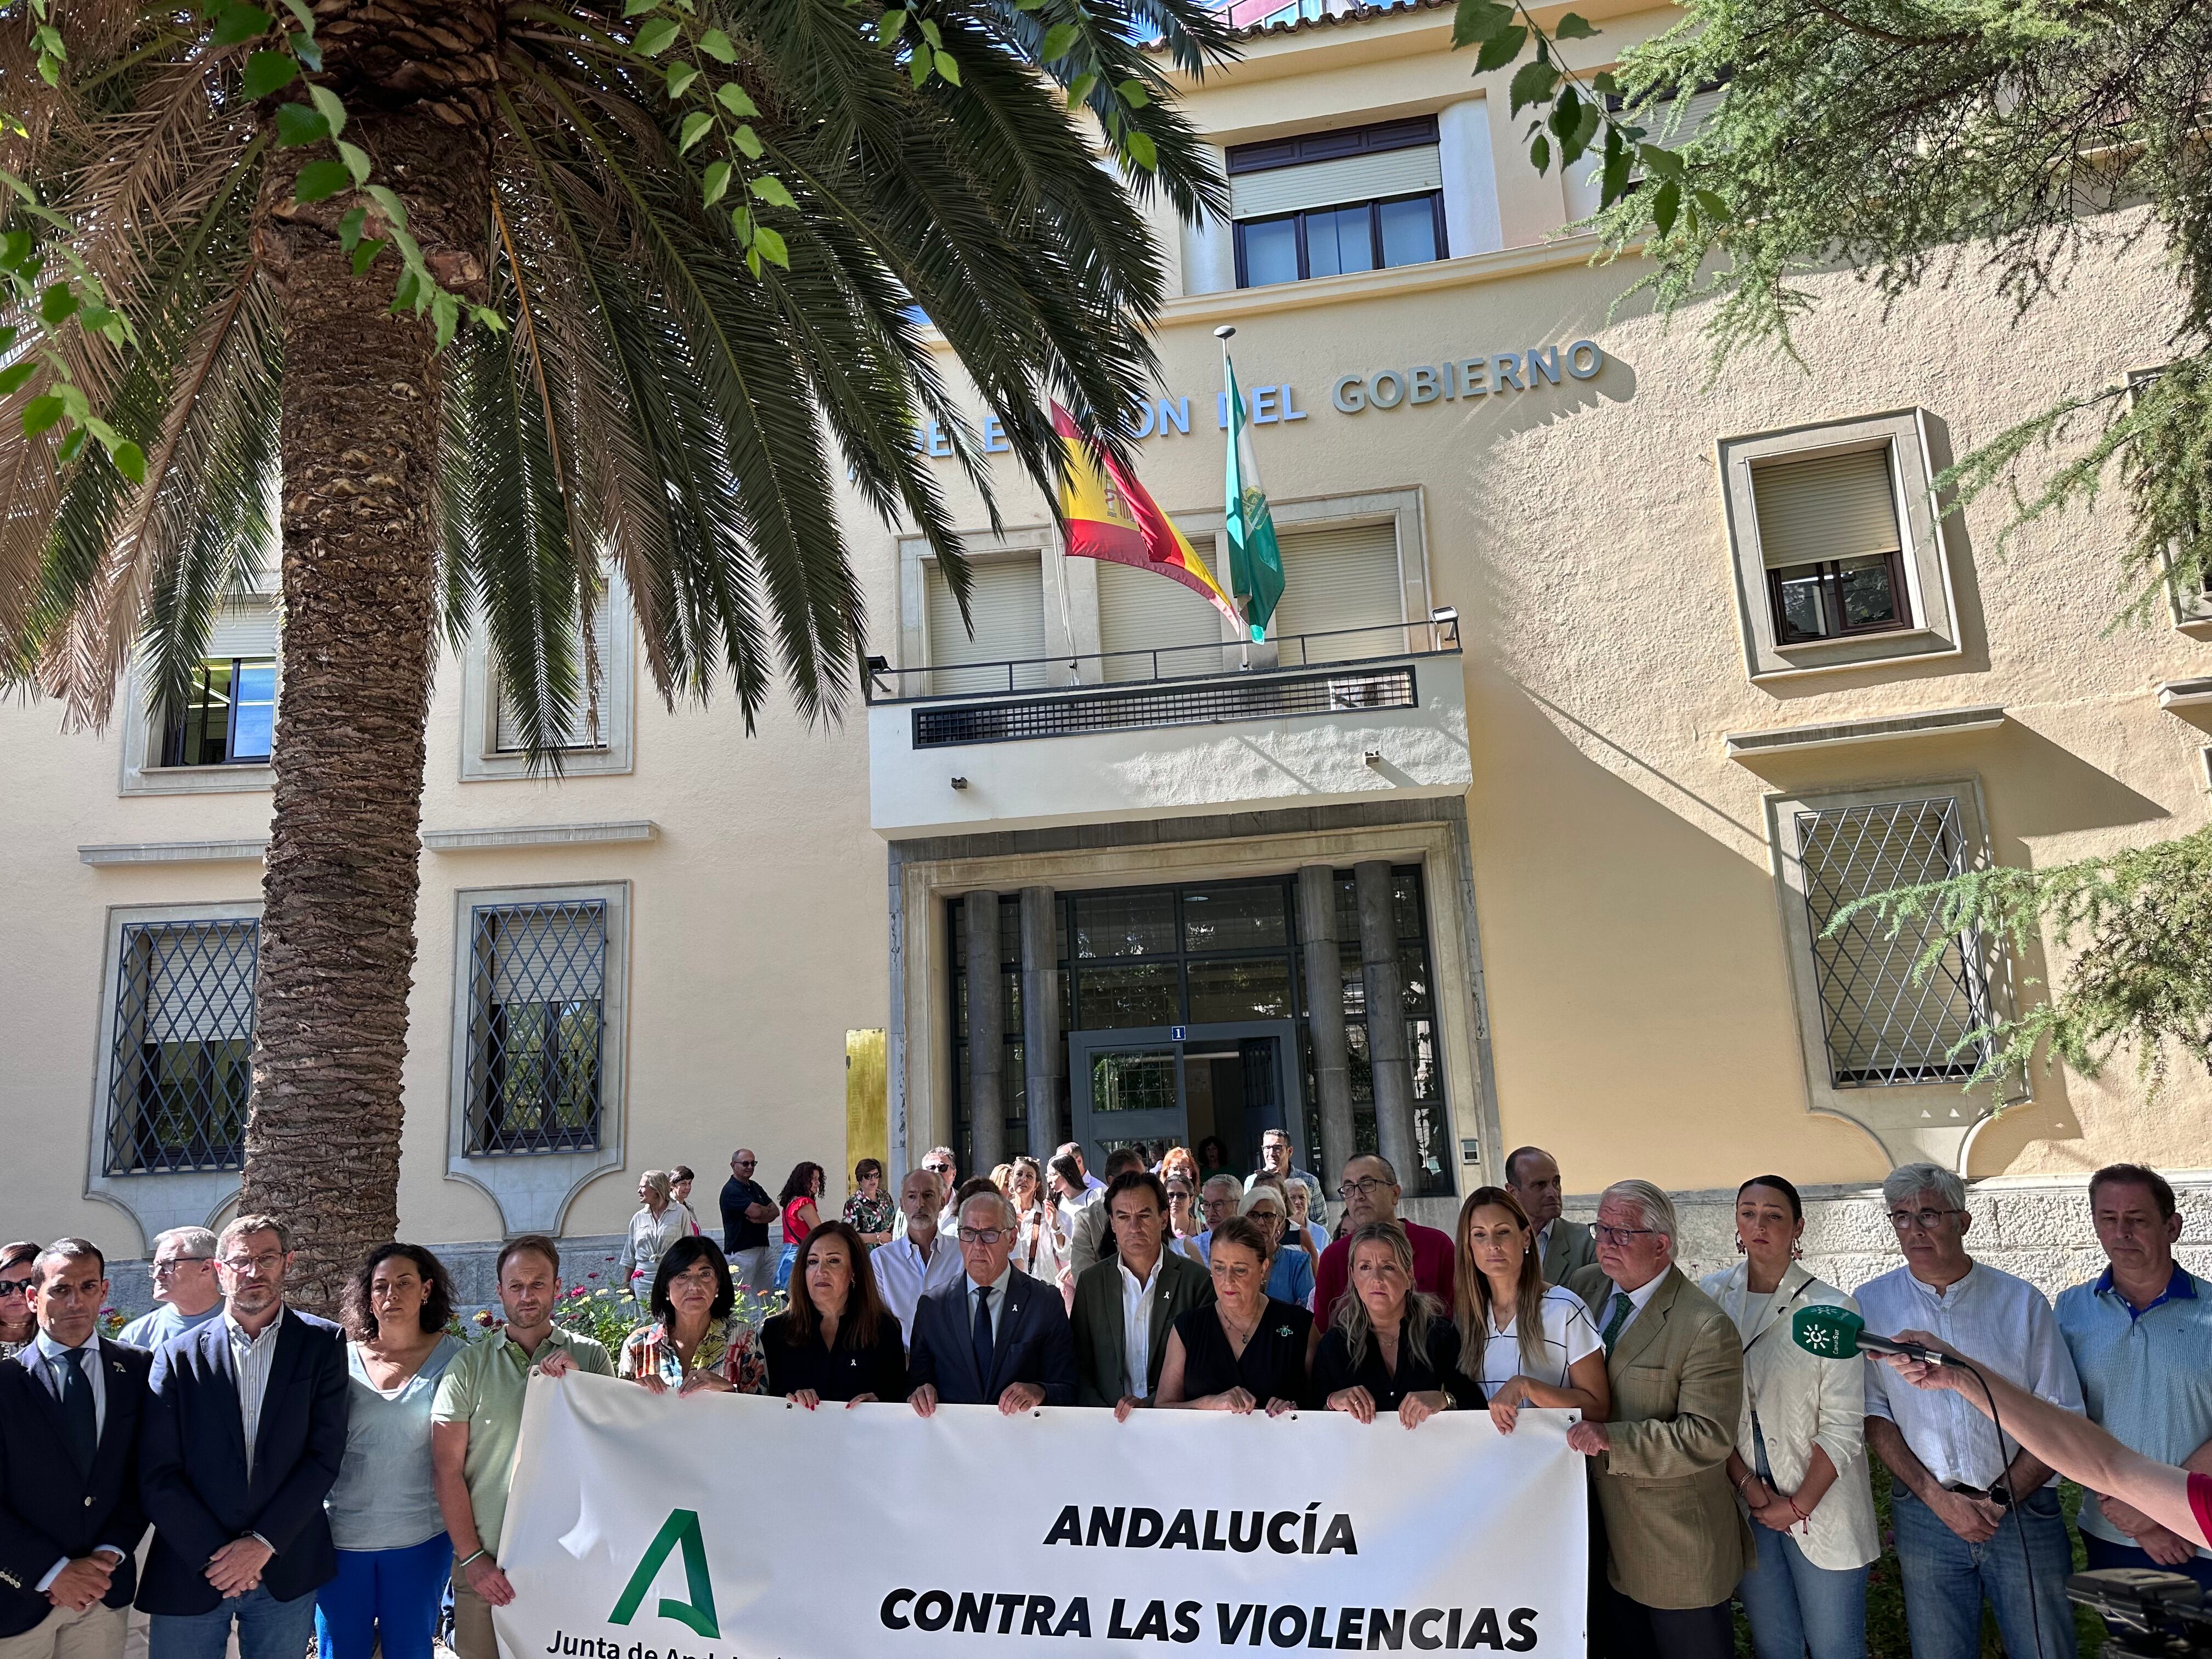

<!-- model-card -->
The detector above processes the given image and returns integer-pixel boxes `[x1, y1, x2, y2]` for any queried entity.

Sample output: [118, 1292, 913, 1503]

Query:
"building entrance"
[1068, 1020, 1304, 1178]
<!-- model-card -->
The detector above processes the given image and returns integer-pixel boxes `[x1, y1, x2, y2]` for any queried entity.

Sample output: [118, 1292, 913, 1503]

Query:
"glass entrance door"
[1068, 1020, 1304, 1176]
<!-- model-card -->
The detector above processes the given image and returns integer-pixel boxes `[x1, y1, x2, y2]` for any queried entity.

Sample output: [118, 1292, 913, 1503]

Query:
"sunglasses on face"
[0, 1278, 31, 1299]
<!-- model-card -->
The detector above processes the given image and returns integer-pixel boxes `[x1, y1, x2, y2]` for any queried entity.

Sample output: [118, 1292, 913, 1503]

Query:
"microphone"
[1791, 1305, 1951, 1365]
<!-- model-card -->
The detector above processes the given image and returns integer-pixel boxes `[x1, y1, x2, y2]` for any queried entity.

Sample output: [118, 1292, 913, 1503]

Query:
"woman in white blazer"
[1700, 1175, 1879, 1659]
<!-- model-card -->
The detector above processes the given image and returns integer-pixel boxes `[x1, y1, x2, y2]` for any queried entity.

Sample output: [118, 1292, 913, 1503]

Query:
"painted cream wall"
[3, 0, 2207, 1268]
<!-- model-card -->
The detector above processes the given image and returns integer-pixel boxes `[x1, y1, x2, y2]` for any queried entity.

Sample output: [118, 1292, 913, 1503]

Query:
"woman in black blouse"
[761, 1221, 907, 1406]
[1310, 1222, 1478, 1426]
[1155, 1217, 1310, 1415]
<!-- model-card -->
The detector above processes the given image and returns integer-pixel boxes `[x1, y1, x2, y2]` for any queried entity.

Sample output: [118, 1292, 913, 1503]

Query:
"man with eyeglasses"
[1563, 1181, 1745, 1659]
[138, 1215, 348, 1659]
[1310, 1155, 1454, 1326]
[1859, 1163, 2083, 1659]
[719, 1150, 777, 1300]
[117, 1231, 222, 1354]
[0, 1239, 151, 1659]
[906, 1190, 1075, 1415]
[1244, 1131, 1323, 1221]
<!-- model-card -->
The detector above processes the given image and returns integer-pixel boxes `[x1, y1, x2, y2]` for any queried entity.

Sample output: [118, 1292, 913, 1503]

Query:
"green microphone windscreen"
[1792, 1304, 1866, 1359]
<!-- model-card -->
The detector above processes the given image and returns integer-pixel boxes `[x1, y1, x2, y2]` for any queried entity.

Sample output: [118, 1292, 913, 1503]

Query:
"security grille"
[105, 920, 258, 1174]
[912, 666, 1415, 748]
[1796, 798, 1995, 1086]
[465, 900, 606, 1154]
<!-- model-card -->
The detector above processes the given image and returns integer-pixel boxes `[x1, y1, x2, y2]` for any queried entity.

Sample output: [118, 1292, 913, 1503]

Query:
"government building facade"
[5, 0, 2209, 1299]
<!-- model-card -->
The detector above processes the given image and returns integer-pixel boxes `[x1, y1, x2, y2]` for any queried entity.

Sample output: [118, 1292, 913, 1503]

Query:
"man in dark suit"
[0, 1239, 150, 1659]
[1565, 1181, 1747, 1659]
[138, 1215, 347, 1659]
[1072, 1170, 1213, 1415]
[907, 1190, 1076, 1415]
[1505, 1146, 1599, 1284]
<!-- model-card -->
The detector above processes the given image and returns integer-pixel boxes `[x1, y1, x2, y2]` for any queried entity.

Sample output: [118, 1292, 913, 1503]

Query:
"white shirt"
[1469, 1285, 1602, 1391]
[1596, 1272, 1666, 1346]
[1860, 1261, 2085, 1489]
[968, 1265, 1014, 1346]
[1118, 1255, 1165, 1400]
[871, 1230, 964, 1347]
[1082, 1173, 1105, 1194]
[225, 1308, 285, 1480]
[30, 1332, 122, 1594]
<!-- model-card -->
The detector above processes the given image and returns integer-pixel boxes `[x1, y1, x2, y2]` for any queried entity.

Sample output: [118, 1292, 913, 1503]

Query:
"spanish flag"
[1053, 403, 1240, 627]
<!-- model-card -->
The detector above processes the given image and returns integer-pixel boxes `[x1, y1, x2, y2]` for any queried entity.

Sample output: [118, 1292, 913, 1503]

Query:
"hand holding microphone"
[1790, 1305, 1955, 1370]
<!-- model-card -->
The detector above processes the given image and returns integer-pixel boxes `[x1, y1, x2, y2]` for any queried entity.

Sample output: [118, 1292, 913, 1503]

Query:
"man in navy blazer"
[907, 1190, 1076, 1414]
[0, 1239, 150, 1659]
[138, 1216, 347, 1659]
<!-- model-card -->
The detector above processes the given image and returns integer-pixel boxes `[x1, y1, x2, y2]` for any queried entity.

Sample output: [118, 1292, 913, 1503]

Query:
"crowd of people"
[0, 1146, 2203, 1659]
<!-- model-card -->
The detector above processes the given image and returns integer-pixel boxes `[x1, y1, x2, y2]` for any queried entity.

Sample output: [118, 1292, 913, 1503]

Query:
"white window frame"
[1718, 409, 1962, 680]
[459, 578, 636, 782]
[444, 879, 630, 1234]
[84, 899, 261, 1245]
[117, 597, 280, 797]
[896, 528, 1071, 684]
[1764, 778, 2024, 1165]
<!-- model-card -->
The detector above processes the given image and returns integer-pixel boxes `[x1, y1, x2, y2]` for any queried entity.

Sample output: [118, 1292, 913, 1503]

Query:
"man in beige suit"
[1567, 1180, 1748, 1659]
[1508, 1146, 1598, 1283]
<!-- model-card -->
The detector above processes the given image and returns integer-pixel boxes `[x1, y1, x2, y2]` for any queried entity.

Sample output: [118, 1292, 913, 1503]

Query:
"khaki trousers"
[0, 1602, 128, 1659]
[452, 1576, 497, 1659]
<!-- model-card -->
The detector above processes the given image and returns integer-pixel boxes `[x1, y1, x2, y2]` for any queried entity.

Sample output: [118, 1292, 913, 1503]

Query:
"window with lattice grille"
[464, 900, 607, 1154]
[1795, 797, 1995, 1087]
[105, 920, 258, 1174]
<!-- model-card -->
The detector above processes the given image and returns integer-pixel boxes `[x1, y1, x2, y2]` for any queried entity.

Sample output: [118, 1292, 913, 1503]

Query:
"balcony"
[866, 618, 1470, 839]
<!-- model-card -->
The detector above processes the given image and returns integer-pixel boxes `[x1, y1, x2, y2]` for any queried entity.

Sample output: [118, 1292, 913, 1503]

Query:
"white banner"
[497, 1373, 1587, 1659]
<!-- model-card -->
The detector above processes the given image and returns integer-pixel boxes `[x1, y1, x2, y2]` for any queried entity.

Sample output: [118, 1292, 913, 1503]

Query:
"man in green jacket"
[1072, 1170, 1214, 1417]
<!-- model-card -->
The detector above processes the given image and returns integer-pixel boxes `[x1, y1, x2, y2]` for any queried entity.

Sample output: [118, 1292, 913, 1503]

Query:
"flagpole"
[1215, 325, 1249, 672]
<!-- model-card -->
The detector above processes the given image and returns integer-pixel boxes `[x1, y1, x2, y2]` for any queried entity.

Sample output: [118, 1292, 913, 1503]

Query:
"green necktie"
[1601, 1293, 1633, 1354]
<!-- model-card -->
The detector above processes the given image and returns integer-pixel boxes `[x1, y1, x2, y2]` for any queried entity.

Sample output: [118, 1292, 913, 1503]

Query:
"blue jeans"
[774, 1241, 798, 1289]
[1891, 1483, 2076, 1659]
[315, 1536, 453, 1659]
[1736, 1524, 1869, 1659]
[149, 1585, 319, 1659]
[2081, 1531, 2212, 1593]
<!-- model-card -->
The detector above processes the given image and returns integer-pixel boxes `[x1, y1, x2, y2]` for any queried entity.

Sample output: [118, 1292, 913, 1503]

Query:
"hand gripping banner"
[496, 1373, 1588, 1659]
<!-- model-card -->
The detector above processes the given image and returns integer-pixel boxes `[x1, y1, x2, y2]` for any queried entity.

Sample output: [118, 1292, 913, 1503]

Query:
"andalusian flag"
[1220, 335, 1285, 644]
[1052, 404, 1239, 627]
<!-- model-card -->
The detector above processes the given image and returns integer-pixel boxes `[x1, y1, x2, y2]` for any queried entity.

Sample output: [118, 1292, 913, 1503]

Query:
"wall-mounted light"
[1363, 749, 1382, 767]
[950, 776, 969, 791]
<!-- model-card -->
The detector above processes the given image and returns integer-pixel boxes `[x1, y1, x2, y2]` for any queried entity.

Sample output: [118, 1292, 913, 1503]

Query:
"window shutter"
[1268, 521, 1405, 659]
[146, 923, 258, 1043]
[1752, 447, 1903, 571]
[495, 600, 617, 752]
[1097, 557, 1226, 681]
[1231, 147, 1442, 219]
[926, 553, 1047, 692]
[205, 601, 278, 662]
[487, 905, 605, 1004]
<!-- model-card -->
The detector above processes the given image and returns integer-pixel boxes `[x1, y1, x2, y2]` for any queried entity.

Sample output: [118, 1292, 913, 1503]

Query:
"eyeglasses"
[925, 1163, 953, 1175]
[1337, 1177, 1393, 1199]
[152, 1258, 211, 1277]
[1888, 1207, 1966, 1233]
[734, 1159, 755, 1167]
[219, 1251, 285, 1277]
[1592, 1224, 1657, 1246]
[0, 1278, 31, 1299]
[957, 1227, 1005, 1245]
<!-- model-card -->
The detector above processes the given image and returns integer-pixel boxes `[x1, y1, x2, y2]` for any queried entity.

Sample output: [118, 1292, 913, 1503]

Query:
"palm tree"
[0, 0, 1229, 1308]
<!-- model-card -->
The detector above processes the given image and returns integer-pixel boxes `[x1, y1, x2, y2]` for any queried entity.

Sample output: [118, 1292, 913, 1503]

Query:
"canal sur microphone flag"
[1220, 347, 1285, 644]
[1052, 403, 1240, 628]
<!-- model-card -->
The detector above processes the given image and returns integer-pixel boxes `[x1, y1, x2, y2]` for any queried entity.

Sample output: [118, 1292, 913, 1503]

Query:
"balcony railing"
[865, 613, 1461, 706]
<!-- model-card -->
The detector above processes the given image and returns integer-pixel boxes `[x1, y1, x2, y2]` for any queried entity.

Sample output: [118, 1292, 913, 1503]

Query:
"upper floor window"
[159, 656, 276, 768]
[463, 898, 607, 1155]
[1751, 447, 1910, 645]
[1228, 119, 1446, 289]
[924, 551, 1047, 693]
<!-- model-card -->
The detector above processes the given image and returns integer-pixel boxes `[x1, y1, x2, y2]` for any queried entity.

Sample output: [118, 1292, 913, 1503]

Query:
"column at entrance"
[964, 889, 1005, 1170]
[1019, 885, 1064, 1161]
[1355, 861, 1417, 1182]
[1297, 866, 1355, 1182]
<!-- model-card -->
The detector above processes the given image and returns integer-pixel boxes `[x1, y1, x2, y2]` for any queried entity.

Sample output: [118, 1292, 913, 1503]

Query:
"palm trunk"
[241, 15, 496, 1311]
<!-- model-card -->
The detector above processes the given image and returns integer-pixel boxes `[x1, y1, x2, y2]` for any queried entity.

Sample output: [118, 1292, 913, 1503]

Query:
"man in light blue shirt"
[116, 1229, 222, 1352]
[2056, 1163, 2212, 1593]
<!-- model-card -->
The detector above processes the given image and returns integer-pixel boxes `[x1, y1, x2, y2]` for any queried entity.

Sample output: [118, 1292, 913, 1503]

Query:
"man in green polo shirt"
[432, 1235, 613, 1659]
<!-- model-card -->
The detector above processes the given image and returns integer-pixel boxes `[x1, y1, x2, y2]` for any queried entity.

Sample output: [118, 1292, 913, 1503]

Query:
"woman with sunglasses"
[0, 1244, 36, 1358]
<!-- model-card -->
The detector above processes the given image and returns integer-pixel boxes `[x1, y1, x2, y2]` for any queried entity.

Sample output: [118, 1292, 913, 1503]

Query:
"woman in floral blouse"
[618, 1236, 766, 1396]
[842, 1158, 895, 1246]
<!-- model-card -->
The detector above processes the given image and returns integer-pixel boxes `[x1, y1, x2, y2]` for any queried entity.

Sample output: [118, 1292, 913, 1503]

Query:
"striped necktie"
[1601, 1292, 1634, 1355]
